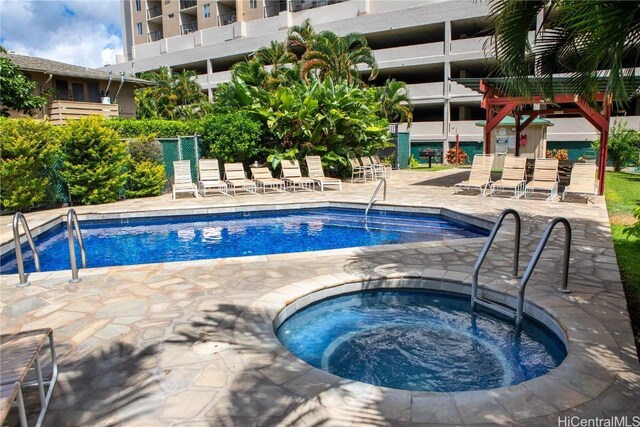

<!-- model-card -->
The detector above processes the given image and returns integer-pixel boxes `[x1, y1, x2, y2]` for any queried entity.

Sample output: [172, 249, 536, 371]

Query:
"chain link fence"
[158, 135, 200, 182]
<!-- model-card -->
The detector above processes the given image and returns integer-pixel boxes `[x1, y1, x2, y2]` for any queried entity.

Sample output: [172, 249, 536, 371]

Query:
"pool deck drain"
[0, 169, 638, 426]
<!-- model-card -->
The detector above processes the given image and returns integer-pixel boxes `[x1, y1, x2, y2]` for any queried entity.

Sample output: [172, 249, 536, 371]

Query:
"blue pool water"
[1, 208, 487, 274]
[277, 289, 566, 392]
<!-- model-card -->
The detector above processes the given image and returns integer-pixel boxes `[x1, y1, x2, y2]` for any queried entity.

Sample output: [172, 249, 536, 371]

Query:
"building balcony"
[264, 2, 287, 18]
[218, 11, 236, 26]
[48, 100, 119, 125]
[181, 21, 198, 35]
[147, 5, 162, 19]
[288, 0, 348, 13]
[180, 0, 197, 10]
[147, 30, 163, 42]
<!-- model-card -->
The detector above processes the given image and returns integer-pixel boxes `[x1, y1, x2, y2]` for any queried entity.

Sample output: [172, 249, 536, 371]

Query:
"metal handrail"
[67, 209, 86, 283]
[471, 209, 521, 311]
[515, 217, 571, 326]
[12, 213, 41, 287]
[364, 178, 386, 218]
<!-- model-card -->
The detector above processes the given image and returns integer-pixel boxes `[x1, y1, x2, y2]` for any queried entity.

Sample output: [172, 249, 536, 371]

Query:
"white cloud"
[0, 0, 123, 68]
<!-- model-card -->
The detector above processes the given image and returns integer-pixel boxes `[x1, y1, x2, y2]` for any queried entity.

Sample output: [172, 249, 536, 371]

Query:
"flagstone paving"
[1, 169, 639, 426]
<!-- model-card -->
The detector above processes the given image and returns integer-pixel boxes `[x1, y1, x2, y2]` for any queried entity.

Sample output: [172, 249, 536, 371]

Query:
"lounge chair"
[349, 157, 373, 183]
[371, 155, 392, 178]
[525, 158, 559, 201]
[360, 156, 378, 179]
[172, 160, 198, 199]
[562, 163, 597, 203]
[281, 159, 315, 191]
[454, 154, 495, 196]
[305, 156, 342, 191]
[490, 156, 527, 198]
[252, 167, 285, 193]
[197, 159, 228, 196]
[0, 328, 59, 427]
[224, 163, 257, 195]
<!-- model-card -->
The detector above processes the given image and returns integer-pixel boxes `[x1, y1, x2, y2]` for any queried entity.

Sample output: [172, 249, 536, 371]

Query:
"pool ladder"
[365, 178, 387, 219]
[471, 208, 571, 326]
[11, 209, 86, 287]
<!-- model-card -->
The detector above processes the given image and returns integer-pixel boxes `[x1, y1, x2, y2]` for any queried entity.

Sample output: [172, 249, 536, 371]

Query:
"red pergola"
[454, 78, 618, 195]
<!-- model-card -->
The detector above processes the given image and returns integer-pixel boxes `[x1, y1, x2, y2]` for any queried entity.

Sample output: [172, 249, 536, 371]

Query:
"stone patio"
[1, 168, 639, 426]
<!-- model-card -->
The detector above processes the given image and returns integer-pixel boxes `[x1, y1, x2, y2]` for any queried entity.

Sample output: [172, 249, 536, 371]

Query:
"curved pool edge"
[241, 273, 620, 421]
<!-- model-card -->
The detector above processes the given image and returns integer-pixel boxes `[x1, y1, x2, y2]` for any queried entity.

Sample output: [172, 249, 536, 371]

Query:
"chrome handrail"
[471, 209, 521, 311]
[66, 209, 86, 283]
[12, 213, 41, 287]
[364, 178, 387, 218]
[516, 217, 571, 326]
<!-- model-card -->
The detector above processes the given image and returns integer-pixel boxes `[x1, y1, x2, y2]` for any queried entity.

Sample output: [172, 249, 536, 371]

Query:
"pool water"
[1, 208, 487, 274]
[276, 289, 566, 392]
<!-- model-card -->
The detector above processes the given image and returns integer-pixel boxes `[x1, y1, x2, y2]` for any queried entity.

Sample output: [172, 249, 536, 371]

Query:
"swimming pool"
[1, 208, 488, 274]
[276, 288, 566, 392]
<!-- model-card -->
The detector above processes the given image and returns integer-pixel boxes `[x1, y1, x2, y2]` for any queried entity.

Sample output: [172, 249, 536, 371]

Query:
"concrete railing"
[48, 101, 119, 125]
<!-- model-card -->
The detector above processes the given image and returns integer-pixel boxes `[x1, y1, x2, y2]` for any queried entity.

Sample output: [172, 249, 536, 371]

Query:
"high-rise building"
[106, 0, 639, 160]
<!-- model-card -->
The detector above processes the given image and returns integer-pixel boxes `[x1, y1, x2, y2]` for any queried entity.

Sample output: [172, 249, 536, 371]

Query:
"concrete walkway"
[1, 169, 638, 426]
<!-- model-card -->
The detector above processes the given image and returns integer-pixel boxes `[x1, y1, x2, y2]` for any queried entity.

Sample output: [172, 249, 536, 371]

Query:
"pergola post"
[576, 98, 611, 195]
[515, 112, 521, 156]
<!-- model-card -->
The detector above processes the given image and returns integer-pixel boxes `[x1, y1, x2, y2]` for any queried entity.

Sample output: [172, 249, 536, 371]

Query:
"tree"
[0, 53, 46, 117]
[592, 121, 640, 171]
[301, 31, 378, 85]
[286, 18, 316, 56]
[489, 1, 639, 104]
[376, 79, 413, 127]
[253, 41, 297, 74]
[136, 67, 208, 119]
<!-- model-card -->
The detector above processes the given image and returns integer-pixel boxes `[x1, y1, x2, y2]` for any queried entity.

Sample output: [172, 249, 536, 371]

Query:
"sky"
[0, 0, 124, 68]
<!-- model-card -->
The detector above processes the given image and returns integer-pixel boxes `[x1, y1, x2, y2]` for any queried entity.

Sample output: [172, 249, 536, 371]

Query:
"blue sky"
[0, 0, 123, 68]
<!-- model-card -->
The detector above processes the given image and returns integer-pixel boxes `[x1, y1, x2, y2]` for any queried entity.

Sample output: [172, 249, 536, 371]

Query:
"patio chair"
[197, 159, 228, 197]
[454, 154, 495, 196]
[251, 167, 285, 193]
[562, 163, 598, 203]
[280, 159, 315, 191]
[172, 160, 198, 199]
[224, 163, 257, 195]
[490, 156, 527, 198]
[305, 156, 342, 191]
[360, 156, 378, 179]
[371, 155, 392, 178]
[0, 328, 59, 427]
[525, 158, 559, 201]
[349, 157, 373, 183]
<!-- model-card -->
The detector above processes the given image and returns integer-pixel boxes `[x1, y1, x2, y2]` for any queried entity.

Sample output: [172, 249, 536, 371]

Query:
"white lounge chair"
[525, 158, 559, 201]
[172, 160, 198, 199]
[454, 154, 495, 196]
[224, 163, 256, 195]
[305, 156, 342, 191]
[197, 159, 228, 196]
[281, 159, 315, 191]
[490, 156, 527, 198]
[360, 156, 378, 179]
[349, 157, 373, 183]
[252, 167, 285, 193]
[562, 163, 598, 203]
[371, 155, 392, 178]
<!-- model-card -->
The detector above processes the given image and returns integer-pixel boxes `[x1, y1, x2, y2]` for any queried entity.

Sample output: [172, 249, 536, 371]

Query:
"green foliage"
[0, 118, 61, 211]
[376, 79, 413, 126]
[625, 206, 640, 240]
[61, 117, 130, 205]
[135, 67, 211, 119]
[409, 154, 420, 169]
[593, 121, 640, 171]
[127, 160, 166, 198]
[104, 118, 202, 138]
[0, 57, 46, 116]
[127, 133, 163, 163]
[200, 113, 264, 164]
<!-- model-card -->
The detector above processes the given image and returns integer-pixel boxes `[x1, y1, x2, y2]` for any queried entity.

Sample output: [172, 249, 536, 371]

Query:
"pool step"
[473, 297, 516, 319]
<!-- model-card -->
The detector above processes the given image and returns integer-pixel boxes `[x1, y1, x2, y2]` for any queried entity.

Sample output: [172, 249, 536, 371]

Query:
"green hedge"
[200, 112, 264, 164]
[105, 118, 202, 138]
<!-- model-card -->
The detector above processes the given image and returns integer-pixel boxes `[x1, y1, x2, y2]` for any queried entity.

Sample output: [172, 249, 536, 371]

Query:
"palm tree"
[136, 67, 208, 119]
[252, 40, 297, 74]
[286, 18, 316, 56]
[377, 79, 413, 127]
[230, 59, 270, 88]
[489, 0, 640, 104]
[301, 31, 378, 85]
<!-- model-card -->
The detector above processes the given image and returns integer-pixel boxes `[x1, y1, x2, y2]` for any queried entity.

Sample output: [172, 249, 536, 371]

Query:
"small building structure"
[0, 52, 152, 124]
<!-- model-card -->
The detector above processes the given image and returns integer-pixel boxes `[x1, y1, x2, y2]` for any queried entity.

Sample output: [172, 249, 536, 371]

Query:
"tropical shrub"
[625, 206, 640, 240]
[445, 148, 468, 165]
[126, 134, 166, 198]
[0, 118, 61, 211]
[128, 133, 163, 163]
[0, 55, 46, 117]
[61, 117, 130, 205]
[593, 121, 640, 171]
[546, 149, 569, 160]
[200, 113, 264, 164]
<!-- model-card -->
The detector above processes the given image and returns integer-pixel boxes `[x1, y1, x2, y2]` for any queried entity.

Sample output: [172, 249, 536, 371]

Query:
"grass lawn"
[605, 171, 640, 355]
[411, 164, 456, 172]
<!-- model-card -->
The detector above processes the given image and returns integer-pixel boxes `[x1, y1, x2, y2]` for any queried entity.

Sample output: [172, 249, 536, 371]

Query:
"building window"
[135, 0, 141, 11]
[168, 13, 174, 18]
[250, 0, 257, 9]
[203, 3, 210, 18]
[136, 22, 143, 35]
